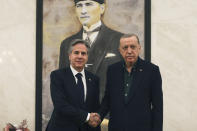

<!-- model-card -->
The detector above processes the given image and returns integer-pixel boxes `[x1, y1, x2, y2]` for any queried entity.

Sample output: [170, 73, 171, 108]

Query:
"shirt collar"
[70, 65, 85, 77]
[83, 21, 102, 32]
[122, 58, 138, 71]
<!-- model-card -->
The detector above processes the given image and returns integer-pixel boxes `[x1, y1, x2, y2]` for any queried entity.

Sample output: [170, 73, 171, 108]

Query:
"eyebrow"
[76, 3, 82, 7]
[76, 1, 94, 6]
[73, 50, 87, 54]
[85, 2, 94, 5]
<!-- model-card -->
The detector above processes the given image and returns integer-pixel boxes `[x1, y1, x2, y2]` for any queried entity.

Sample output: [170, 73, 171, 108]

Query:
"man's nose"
[77, 53, 83, 58]
[81, 6, 87, 15]
[127, 47, 133, 53]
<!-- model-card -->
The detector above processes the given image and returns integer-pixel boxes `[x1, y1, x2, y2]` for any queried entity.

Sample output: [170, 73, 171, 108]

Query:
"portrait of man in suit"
[42, 0, 145, 130]
[59, 0, 123, 100]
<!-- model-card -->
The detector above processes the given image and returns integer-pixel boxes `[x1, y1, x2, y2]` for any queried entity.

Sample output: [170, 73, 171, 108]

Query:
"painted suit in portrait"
[59, 23, 123, 98]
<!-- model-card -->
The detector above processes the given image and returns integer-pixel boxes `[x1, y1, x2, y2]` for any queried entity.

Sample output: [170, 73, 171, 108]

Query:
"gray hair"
[68, 39, 90, 54]
[120, 34, 140, 45]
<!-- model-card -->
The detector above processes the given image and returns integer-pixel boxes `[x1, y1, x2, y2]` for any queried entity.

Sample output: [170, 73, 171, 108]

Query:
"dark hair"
[120, 34, 140, 45]
[68, 39, 90, 54]
[74, 0, 104, 4]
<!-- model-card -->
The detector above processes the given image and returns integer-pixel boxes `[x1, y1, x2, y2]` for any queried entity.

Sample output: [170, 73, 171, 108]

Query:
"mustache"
[80, 15, 90, 18]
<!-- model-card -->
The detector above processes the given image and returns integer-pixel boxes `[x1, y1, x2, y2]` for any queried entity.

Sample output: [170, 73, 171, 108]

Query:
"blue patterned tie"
[75, 73, 84, 103]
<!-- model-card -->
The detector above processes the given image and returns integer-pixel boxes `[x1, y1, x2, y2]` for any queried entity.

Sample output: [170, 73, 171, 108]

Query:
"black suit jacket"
[99, 58, 163, 131]
[46, 67, 101, 131]
[59, 24, 123, 99]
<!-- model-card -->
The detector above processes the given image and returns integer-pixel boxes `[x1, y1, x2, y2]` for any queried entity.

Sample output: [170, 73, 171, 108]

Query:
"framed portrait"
[36, 0, 151, 130]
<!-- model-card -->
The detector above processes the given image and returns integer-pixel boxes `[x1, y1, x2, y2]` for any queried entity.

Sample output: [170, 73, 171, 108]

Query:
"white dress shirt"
[70, 65, 90, 122]
[83, 21, 102, 46]
[70, 65, 87, 101]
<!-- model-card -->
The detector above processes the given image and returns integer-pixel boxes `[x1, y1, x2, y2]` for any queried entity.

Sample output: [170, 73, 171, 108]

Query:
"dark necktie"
[75, 73, 84, 103]
[84, 26, 101, 45]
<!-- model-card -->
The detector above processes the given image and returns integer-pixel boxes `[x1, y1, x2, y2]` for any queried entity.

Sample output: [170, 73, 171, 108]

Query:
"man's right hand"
[88, 113, 101, 127]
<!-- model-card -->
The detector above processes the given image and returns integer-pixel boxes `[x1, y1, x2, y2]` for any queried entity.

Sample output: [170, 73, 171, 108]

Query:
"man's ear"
[138, 44, 142, 54]
[100, 4, 105, 15]
[118, 46, 121, 53]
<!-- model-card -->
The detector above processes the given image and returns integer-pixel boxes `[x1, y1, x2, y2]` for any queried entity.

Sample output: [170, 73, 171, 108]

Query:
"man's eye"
[130, 45, 136, 49]
[85, 2, 93, 6]
[74, 51, 79, 54]
[76, 4, 82, 8]
[81, 52, 87, 55]
[123, 46, 128, 50]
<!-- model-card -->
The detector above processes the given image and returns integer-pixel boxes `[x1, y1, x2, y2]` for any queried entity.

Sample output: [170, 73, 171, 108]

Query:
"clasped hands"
[88, 113, 101, 127]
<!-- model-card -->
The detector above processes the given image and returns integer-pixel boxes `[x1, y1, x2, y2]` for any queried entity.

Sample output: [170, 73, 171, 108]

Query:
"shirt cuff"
[86, 113, 90, 122]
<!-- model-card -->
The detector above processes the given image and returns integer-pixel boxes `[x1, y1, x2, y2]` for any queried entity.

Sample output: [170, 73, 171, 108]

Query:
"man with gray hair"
[47, 39, 101, 131]
[98, 34, 163, 131]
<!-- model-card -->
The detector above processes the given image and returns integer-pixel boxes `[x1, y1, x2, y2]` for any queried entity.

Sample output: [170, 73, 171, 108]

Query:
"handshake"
[88, 113, 101, 127]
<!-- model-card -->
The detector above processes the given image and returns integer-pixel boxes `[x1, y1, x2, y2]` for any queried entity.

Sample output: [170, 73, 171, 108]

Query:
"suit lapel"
[87, 24, 111, 73]
[115, 62, 125, 104]
[84, 71, 93, 103]
[126, 58, 145, 104]
[64, 67, 83, 104]
[119, 65, 126, 104]
[64, 67, 76, 88]
[76, 28, 83, 38]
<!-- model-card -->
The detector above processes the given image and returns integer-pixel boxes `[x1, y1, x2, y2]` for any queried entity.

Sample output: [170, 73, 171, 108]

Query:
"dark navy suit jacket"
[46, 67, 101, 131]
[99, 58, 163, 131]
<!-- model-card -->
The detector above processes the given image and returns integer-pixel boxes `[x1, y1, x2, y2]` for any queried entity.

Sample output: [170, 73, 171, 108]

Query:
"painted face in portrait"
[75, 0, 105, 28]
[119, 36, 141, 66]
[69, 43, 88, 72]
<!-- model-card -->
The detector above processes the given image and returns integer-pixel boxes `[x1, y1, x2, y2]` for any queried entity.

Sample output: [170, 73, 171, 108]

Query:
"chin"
[127, 59, 134, 62]
[76, 65, 84, 68]
[83, 23, 90, 27]
[82, 20, 90, 26]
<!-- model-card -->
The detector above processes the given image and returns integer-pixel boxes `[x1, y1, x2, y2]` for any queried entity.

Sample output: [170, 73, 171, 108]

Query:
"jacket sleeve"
[98, 67, 111, 120]
[50, 71, 88, 126]
[151, 66, 163, 131]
